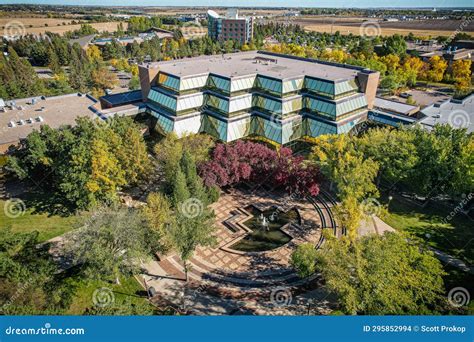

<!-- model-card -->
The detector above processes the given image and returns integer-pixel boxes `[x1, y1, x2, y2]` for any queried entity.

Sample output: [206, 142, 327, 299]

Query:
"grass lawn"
[65, 275, 152, 315]
[0, 199, 77, 242]
[382, 197, 474, 265]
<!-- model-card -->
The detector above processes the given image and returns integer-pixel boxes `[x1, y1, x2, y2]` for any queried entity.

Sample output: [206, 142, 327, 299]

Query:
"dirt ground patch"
[273, 16, 474, 37]
[0, 18, 127, 36]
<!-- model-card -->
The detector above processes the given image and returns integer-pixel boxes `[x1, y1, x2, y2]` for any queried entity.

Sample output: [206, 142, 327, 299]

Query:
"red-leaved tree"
[199, 141, 321, 196]
[274, 148, 321, 197]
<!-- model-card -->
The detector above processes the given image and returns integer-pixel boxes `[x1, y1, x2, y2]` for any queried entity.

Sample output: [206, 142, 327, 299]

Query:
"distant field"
[273, 16, 474, 37]
[0, 17, 128, 36]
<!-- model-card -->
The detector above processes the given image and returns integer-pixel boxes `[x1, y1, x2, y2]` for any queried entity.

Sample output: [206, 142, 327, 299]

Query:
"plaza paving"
[139, 186, 341, 314]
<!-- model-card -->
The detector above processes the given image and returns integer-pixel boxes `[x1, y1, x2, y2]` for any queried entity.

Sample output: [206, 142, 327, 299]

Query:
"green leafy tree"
[333, 196, 364, 242]
[107, 117, 151, 185]
[310, 134, 379, 201]
[172, 168, 190, 207]
[382, 34, 407, 57]
[452, 59, 472, 97]
[317, 233, 445, 315]
[0, 229, 73, 314]
[85, 137, 126, 206]
[68, 43, 92, 92]
[357, 127, 418, 186]
[0, 47, 44, 99]
[128, 75, 140, 90]
[167, 211, 216, 282]
[8, 117, 149, 211]
[425, 55, 448, 83]
[408, 125, 473, 198]
[142, 192, 174, 253]
[67, 206, 158, 285]
[290, 243, 318, 278]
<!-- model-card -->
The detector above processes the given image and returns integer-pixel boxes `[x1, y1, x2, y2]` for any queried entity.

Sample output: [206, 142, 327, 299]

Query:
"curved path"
[139, 186, 340, 314]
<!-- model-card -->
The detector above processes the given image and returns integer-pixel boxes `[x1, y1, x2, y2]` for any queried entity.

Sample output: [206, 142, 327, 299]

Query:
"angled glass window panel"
[207, 94, 229, 113]
[262, 119, 282, 144]
[282, 122, 293, 144]
[150, 110, 174, 133]
[174, 115, 201, 135]
[148, 89, 177, 111]
[282, 98, 302, 114]
[256, 76, 282, 95]
[336, 95, 367, 116]
[158, 73, 180, 91]
[305, 77, 335, 96]
[209, 75, 230, 93]
[204, 115, 227, 141]
[334, 79, 359, 95]
[321, 81, 329, 94]
[177, 94, 204, 112]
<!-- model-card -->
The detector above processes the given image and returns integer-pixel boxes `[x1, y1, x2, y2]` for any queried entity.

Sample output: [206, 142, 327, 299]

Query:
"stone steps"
[166, 254, 305, 290]
[154, 189, 339, 301]
[193, 250, 294, 280]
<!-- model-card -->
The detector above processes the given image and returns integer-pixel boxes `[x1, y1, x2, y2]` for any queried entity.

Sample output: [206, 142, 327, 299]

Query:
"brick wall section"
[357, 71, 380, 109]
[139, 64, 160, 102]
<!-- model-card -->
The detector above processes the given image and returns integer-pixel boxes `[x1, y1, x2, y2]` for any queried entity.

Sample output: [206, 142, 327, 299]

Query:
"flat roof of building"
[419, 94, 474, 134]
[374, 97, 419, 116]
[100, 90, 143, 106]
[0, 93, 98, 147]
[151, 51, 367, 81]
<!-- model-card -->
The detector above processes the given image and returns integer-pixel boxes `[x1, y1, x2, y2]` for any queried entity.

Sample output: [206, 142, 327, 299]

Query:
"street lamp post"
[388, 195, 393, 211]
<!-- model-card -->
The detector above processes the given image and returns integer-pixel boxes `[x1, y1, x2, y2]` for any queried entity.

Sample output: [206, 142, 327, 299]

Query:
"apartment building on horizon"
[207, 9, 254, 44]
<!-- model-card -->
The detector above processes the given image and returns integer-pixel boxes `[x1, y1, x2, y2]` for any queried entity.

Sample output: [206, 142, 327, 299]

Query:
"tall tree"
[425, 55, 448, 83]
[86, 137, 126, 206]
[172, 168, 190, 207]
[317, 233, 445, 315]
[357, 127, 418, 186]
[382, 34, 407, 57]
[167, 210, 216, 282]
[310, 134, 379, 201]
[143, 192, 174, 254]
[452, 59, 472, 96]
[67, 206, 157, 285]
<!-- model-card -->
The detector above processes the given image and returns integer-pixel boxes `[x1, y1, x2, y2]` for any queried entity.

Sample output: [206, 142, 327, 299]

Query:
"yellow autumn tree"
[86, 138, 126, 204]
[402, 56, 425, 86]
[452, 59, 472, 95]
[334, 196, 363, 243]
[92, 66, 118, 90]
[380, 54, 400, 74]
[86, 45, 103, 64]
[425, 55, 448, 83]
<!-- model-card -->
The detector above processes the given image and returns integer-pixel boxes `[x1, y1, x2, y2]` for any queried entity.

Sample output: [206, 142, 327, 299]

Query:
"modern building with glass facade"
[207, 10, 254, 44]
[138, 51, 380, 145]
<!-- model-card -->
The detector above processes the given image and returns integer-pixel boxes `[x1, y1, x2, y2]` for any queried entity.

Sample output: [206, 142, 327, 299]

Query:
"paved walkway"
[428, 247, 474, 274]
[138, 187, 339, 314]
[152, 187, 325, 291]
[141, 259, 336, 315]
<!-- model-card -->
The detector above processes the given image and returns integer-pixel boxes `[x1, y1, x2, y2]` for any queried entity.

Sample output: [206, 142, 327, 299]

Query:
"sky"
[0, 0, 473, 8]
